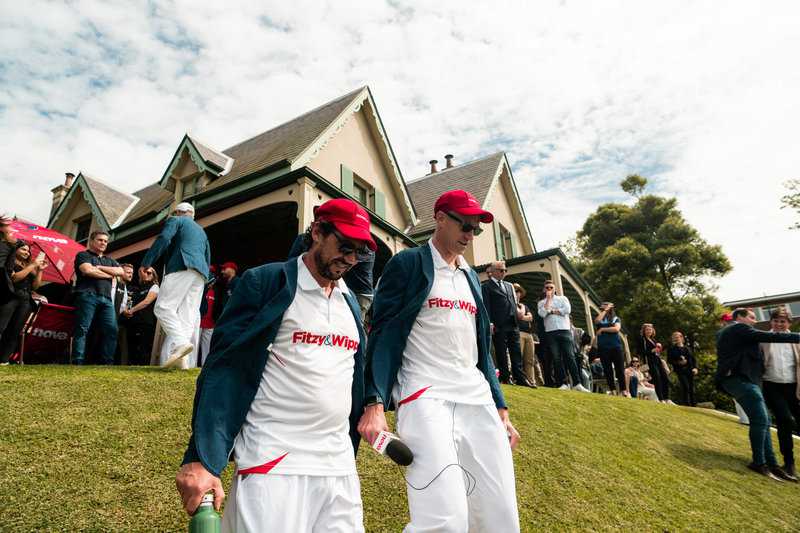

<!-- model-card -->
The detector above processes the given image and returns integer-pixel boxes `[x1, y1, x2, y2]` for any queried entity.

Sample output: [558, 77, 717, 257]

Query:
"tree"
[620, 174, 648, 198]
[576, 177, 731, 350]
[781, 179, 800, 229]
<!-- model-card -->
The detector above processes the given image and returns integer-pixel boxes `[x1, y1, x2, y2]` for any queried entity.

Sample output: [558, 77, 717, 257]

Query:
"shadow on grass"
[666, 442, 746, 472]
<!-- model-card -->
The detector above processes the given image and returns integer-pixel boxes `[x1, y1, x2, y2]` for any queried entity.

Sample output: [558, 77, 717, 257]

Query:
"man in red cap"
[176, 198, 373, 532]
[359, 189, 521, 532]
[214, 261, 239, 317]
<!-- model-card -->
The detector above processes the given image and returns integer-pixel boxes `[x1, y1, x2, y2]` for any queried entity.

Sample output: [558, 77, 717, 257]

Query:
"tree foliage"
[576, 178, 731, 350]
[781, 179, 800, 229]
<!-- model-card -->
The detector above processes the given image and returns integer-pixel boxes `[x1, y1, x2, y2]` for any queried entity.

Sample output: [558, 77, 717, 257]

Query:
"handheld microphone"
[372, 431, 414, 466]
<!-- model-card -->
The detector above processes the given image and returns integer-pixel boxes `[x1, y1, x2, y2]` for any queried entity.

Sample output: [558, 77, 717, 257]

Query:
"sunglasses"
[445, 211, 483, 235]
[331, 229, 371, 260]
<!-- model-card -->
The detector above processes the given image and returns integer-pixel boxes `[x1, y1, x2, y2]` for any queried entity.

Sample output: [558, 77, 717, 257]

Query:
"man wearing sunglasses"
[359, 189, 521, 532]
[482, 260, 534, 387]
[176, 198, 373, 531]
[288, 213, 376, 322]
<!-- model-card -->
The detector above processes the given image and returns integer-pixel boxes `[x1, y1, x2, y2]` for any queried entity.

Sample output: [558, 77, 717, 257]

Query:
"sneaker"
[573, 384, 591, 393]
[771, 465, 799, 483]
[163, 344, 193, 370]
[558, 384, 571, 391]
[785, 463, 798, 479]
[747, 463, 784, 481]
[666, 400, 677, 405]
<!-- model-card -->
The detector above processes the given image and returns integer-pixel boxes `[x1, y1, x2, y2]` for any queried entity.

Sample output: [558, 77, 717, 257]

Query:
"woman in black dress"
[122, 267, 160, 365]
[667, 331, 698, 406]
[0, 242, 46, 363]
[639, 323, 669, 403]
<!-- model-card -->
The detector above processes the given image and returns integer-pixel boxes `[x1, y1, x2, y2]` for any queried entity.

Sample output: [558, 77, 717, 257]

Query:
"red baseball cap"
[314, 199, 376, 251]
[221, 262, 238, 272]
[434, 190, 493, 223]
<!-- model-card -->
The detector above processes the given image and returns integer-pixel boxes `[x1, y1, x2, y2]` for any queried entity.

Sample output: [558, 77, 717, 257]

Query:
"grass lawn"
[1, 366, 798, 532]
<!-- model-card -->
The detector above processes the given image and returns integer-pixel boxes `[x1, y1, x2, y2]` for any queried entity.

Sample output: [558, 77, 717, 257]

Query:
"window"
[353, 181, 370, 207]
[340, 164, 387, 218]
[74, 217, 91, 246]
[495, 222, 516, 260]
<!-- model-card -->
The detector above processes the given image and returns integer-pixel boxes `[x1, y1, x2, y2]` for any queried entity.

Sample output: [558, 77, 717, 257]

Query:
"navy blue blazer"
[181, 257, 366, 477]
[142, 216, 211, 280]
[365, 244, 507, 410]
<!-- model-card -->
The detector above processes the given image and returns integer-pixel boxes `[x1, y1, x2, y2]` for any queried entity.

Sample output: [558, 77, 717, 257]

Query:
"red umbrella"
[8, 220, 85, 285]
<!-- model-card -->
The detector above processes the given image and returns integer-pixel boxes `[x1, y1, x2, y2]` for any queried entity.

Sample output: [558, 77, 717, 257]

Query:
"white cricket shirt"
[233, 255, 359, 476]
[394, 241, 493, 406]
[763, 339, 797, 384]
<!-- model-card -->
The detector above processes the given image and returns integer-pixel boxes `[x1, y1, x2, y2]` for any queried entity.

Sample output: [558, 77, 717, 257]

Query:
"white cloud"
[2, 0, 799, 301]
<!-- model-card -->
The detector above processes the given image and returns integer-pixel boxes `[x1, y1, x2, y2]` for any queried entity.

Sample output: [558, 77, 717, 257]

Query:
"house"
[46, 85, 603, 338]
[723, 292, 800, 330]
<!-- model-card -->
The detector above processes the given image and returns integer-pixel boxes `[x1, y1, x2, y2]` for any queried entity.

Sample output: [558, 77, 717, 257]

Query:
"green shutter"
[493, 221, 504, 260]
[374, 189, 386, 219]
[341, 164, 354, 195]
[509, 232, 517, 258]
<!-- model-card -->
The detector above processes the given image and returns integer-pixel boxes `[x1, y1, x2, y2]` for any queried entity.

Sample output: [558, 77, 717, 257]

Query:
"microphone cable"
[395, 402, 478, 497]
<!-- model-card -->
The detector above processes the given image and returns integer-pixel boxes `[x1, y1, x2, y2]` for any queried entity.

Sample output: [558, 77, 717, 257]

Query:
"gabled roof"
[49, 172, 138, 229]
[407, 152, 506, 236]
[201, 87, 367, 193]
[189, 135, 233, 173]
[124, 183, 173, 224]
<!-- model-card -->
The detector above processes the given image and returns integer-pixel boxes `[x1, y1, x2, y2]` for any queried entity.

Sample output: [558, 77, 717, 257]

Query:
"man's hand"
[175, 462, 225, 515]
[498, 408, 520, 450]
[357, 403, 389, 445]
[692, 368, 698, 376]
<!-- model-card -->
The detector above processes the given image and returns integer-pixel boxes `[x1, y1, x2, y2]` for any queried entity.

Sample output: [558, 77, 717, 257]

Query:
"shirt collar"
[296, 255, 349, 294]
[428, 241, 469, 271]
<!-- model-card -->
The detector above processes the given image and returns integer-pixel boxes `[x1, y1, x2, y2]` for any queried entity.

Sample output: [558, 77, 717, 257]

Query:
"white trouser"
[154, 270, 204, 368]
[222, 473, 364, 533]
[639, 386, 659, 401]
[397, 398, 520, 533]
[196, 327, 213, 366]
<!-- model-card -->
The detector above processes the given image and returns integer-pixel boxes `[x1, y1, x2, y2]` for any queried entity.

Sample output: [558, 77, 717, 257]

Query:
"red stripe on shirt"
[398, 386, 432, 406]
[237, 452, 289, 475]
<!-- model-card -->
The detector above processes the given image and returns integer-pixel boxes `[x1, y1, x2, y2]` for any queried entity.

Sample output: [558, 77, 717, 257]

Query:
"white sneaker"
[558, 384, 571, 391]
[574, 384, 591, 393]
[163, 343, 193, 370]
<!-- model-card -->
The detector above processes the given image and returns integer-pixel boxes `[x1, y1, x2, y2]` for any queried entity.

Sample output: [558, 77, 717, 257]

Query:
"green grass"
[1, 366, 798, 532]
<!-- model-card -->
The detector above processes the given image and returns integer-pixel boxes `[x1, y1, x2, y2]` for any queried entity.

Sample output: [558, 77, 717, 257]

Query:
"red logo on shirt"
[291, 331, 359, 351]
[427, 297, 477, 315]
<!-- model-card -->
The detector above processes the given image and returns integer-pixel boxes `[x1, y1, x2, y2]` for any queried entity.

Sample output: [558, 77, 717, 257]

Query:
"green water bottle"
[189, 493, 221, 533]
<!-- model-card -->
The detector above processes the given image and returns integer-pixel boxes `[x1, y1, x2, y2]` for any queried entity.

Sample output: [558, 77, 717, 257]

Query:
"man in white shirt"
[359, 189, 521, 533]
[760, 307, 800, 481]
[175, 198, 374, 532]
[537, 280, 590, 392]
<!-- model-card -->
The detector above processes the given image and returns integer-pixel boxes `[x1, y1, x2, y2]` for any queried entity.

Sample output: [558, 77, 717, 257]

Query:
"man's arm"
[96, 264, 124, 277]
[740, 324, 800, 345]
[558, 295, 572, 316]
[141, 217, 179, 268]
[537, 299, 548, 318]
[78, 262, 113, 279]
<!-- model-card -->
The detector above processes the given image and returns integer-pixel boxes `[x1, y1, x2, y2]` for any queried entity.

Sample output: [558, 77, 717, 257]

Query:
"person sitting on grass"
[624, 357, 658, 401]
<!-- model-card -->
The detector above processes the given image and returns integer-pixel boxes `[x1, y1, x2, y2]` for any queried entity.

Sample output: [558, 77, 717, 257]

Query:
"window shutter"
[509, 232, 517, 258]
[341, 164, 354, 195]
[493, 221, 504, 260]
[374, 189, 386, 219]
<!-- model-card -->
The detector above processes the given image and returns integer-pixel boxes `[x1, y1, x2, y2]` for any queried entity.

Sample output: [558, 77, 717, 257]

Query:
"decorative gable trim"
[291, 87, 418, 227]
[483, 154, 536, 253]
[48, 172, 110, 231]
[159, 134, 233, 189]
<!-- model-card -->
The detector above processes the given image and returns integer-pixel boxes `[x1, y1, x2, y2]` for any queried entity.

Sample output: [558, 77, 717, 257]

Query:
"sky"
[2, 1, 798, 302]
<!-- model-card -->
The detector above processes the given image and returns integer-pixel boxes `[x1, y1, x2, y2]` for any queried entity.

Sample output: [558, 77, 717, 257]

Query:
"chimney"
[429, 159, 438, 174]
[444, 154, 454, 168]
[49, 172, 75, 220]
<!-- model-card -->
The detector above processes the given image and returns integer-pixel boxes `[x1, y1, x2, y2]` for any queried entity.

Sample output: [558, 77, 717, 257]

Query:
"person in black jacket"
[639, 324, 669, 402]
[667, 331, 698, 406]
[715, 307, 800, 481]
[481, 261, 533, 387]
